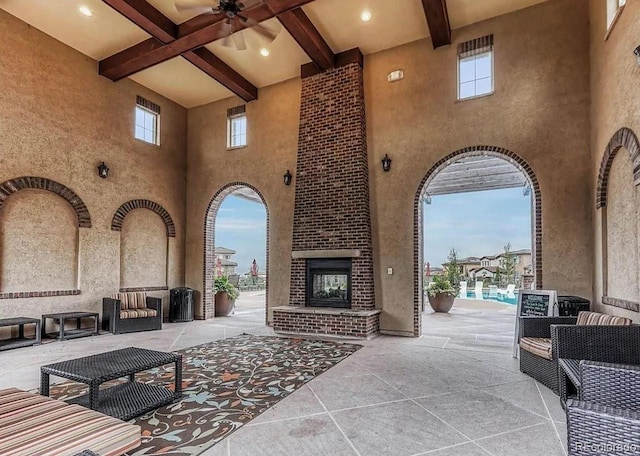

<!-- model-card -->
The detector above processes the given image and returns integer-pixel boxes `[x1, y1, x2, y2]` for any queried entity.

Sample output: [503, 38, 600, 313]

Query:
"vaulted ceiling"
[1, 0, 548, 108]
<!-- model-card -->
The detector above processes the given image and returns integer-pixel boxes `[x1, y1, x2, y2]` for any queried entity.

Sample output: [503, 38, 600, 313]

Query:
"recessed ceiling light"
[260, 48, 270, 57]
[78, 5, 94, 17]
[360, 10, 372, 22]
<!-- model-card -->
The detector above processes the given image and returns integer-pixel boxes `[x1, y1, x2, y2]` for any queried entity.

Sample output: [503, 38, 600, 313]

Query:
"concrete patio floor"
[0, 294, 567, 456]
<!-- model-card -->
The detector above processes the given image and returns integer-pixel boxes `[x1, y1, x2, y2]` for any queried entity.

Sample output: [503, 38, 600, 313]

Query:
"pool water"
[462, 290, 518, 305]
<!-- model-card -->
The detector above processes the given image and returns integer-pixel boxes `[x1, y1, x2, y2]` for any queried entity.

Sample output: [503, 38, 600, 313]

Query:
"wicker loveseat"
[0, 387, 140, 455]
[518, 311, 634, 393]
[102, 292, 162, 334]
[566, 362, 640, 455]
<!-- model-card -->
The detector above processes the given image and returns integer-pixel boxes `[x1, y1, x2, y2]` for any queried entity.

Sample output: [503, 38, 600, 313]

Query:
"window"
[135, 96, 160, 145]
[227, 105, 247, 149]
[457, 35, 494, 101]
[606, 0, 626, 31]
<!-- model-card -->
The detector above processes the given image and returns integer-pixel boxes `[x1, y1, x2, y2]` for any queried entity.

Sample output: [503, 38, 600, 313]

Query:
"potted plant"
[426, 275, 457, 313]
[214, 276, 240, 317]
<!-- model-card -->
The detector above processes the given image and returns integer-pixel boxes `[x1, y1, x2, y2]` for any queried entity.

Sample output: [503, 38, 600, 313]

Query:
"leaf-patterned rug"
[46, 333, 362, 455]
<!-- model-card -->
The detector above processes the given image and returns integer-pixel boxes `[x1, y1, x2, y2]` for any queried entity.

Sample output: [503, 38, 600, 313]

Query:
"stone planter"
[215, 292, 236, 317]
[428, 292, 455, 313]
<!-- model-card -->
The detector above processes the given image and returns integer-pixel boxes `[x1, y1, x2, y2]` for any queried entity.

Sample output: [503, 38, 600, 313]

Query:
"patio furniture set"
[518, 310, 640, 455]
[0, 292, 164, 352]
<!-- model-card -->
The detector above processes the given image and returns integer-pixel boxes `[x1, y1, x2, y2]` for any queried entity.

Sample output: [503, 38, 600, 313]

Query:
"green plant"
[214, 276, 239, 300]
[443, 248, 461, 292]
[426, 275, 456, 297]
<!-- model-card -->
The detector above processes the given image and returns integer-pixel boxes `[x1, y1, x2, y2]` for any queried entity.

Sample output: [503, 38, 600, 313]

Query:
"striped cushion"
[576, 311, 632, 326]
[119, 308, 158, 319]
[520, 337, 553, 360]
[0, 388, 140, 456]
[110, 292, 147, 310]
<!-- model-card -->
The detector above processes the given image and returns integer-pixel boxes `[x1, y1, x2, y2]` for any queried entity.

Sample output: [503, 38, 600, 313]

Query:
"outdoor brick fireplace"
[272, 49, 381, 339]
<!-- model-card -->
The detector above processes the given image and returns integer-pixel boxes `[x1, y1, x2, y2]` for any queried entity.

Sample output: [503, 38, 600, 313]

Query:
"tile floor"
[0, 294, 567, 456]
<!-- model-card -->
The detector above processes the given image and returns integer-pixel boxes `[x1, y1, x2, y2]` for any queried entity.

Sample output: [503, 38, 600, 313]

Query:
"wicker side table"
[0, 317, 41, 350]
[41, 311, 99, 341]
[41, 347, 182, 420]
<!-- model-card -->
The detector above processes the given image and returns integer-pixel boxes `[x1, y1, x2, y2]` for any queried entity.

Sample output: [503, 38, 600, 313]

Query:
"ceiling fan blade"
[175, 0, 218, 11]
[252, 22, 280, 43]
[232, 31, 247, 51]
[238, 0, 263, 9]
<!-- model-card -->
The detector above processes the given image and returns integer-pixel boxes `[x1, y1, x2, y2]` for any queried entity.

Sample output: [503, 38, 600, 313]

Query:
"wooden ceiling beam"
[99, 0, 258, 101]
[102, 0, 176, 42]
[183, 48, 258, 101]
[101, 0, 317, 81]
[421, 0, 451, 48]
[277, 8, 334, 70]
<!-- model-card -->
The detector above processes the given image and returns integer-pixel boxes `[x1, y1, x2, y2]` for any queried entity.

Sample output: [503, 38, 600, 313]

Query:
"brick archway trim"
[111, 199, 176, 237]
[414, 146, 542, 337]
[0, 176, 91, 228]
[596, 127, 640, 209]
[203, 182, 269, 321]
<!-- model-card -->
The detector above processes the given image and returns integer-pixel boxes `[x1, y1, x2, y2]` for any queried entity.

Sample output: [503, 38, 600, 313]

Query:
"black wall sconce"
[634, 45, 640, 66]
[97, 162, 109, 179]
[283, 169, 292, 186]
[381, 154, 392, 172]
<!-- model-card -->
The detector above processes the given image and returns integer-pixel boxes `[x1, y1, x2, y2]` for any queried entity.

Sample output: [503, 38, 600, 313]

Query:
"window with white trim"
[457, 35, 494, 101]
[607, 0, 626, 31]
[134, 96, 160, 145]
[227, 105, 247, 149]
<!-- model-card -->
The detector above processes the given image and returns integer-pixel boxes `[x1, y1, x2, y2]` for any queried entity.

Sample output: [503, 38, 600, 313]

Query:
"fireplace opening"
[306, 258, 352, 308]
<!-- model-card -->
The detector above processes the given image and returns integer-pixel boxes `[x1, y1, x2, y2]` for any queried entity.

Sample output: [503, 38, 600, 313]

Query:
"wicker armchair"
[102, 292, 163, 334]
[518, 312, 633, 393]
[566, 362, 640, 455]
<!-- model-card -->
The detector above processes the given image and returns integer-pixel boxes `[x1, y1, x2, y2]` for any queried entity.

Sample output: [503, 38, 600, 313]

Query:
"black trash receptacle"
[557, 295, 590, 316]
[170, 287, 195, 322]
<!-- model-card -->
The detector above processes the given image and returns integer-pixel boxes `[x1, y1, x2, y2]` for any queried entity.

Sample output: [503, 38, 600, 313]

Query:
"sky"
[215, 194, 267, 275]
[424, 187, 532, 267]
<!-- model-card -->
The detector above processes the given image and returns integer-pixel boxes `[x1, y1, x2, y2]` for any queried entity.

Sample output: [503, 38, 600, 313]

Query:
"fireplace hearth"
[306, 258, 351, 308]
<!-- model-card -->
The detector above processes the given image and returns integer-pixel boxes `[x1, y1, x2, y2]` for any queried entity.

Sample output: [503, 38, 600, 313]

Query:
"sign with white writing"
[513, 290, 557, 358]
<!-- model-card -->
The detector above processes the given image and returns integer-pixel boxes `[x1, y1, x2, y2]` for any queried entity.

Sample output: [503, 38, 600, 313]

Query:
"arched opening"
[596, 127, 640, 311]
[414, 146, 542, 336]
[203, 183, 269, 322]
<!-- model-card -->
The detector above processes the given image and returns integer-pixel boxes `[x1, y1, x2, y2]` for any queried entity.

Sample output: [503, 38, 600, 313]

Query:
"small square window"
[134, 105, 159, 145]
[458, 51, 494, 101]
[606, 0, 626, 32]
[228, 114, 247, 149]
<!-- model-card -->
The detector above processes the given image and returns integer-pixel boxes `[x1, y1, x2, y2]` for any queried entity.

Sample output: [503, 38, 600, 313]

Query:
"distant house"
[441, 249, 532, 286]
[214, 246, 238, 275]
[457, 257, 481, 277]
[468, 266, 498, 280]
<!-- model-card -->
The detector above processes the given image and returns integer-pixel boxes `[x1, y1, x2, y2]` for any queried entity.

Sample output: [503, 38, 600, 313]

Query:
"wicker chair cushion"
[576, 311, 631, 326]
[0, 387, 140, 456]
[119, 308, 158, 319]
[520, 337, 553, 360]
[111, 292, 147, 310]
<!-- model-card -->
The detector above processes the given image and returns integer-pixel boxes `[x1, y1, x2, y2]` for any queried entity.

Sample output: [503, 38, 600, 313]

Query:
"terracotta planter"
[215, 292, 236, 317]
[428, 292, 455, 313]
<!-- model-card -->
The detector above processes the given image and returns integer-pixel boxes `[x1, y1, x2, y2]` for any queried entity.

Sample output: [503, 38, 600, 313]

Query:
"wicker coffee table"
[40, 347, 182, 420]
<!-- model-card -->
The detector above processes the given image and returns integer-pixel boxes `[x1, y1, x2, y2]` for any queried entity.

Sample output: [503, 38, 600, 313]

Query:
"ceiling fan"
[175, 0, 281, 51]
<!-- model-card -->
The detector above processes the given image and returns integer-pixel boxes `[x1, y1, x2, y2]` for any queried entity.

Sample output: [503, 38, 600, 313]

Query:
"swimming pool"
[461, 290, 518, 305]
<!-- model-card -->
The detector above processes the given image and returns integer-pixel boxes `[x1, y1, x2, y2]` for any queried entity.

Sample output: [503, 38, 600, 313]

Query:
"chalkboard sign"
[513, 290, 557, 358]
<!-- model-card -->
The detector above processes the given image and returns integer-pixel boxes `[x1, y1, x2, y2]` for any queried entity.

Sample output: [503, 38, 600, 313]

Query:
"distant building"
[214, 246, 238, 275]
[441, 249, 532, 286]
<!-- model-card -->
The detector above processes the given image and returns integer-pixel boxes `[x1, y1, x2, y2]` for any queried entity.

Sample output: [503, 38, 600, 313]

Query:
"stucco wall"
[590, 0, 640, 320]
[0, 190, 78, 292]
[185, 79, 300, 321]
[185, 0, 592, 334]
[367, 0, 591, 334]
[0, 9, 187, 318]
[120, 209, 168, 289]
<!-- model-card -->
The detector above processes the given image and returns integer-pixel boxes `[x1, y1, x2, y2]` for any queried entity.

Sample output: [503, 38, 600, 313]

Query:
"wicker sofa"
[566, 362, 640, 455]
[102, 292, 163, 334]
[0, 387, 140, 456]
[518, 311, 634, 393]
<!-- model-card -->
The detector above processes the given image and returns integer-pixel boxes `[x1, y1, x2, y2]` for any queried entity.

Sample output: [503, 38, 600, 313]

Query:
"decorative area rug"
[47, 334, 362, 455]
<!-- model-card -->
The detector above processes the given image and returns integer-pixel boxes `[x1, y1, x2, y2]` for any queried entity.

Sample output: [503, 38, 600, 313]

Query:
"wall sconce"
[283, 169, 292, 186]
[97, 162, 109, 179]
[634, 45, 640, 66]
[381, 154, 392, 172]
